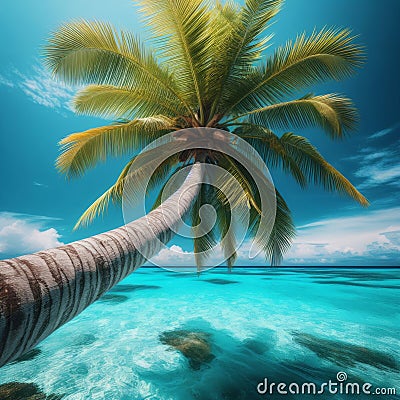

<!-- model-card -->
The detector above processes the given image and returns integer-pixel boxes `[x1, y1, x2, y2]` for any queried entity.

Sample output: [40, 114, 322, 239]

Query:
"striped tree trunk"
[0, 164, 203, 367]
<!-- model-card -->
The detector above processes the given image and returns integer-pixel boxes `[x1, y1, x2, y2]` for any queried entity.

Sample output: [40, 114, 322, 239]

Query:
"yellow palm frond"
[209, 0, 282, 115]
[137, 0, 220, 122]
[75, 153, 179, 228]
[233, 94, 358, 138]
[279, 132, 369, 206]
[222, 27, 364, 114]
[57, 116, 174, 177]
[73, 85, 185, 119]
[44, 19, 192, 114]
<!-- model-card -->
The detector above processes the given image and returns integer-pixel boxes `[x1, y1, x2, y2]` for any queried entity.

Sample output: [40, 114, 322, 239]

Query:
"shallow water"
[1, 268, 399, 399]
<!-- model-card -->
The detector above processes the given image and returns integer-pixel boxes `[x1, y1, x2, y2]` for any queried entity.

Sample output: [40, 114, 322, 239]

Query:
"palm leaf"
[279, 132, 369, 205]
[222, 27, 364, 114]
[191, 183, 218, 270]
[249, 189, 295, 265]
[137, 0, 216, 122]
[75, 153, 179, 228]
[236, 125, 306, 187]
[236, 94, 358, 138]
[57, 116, 174, 177]
[214, 190, 237, 270]
[73, 84, 186, 119]
[210, 0, 281, 115]
[44, 19, 192, 114]
[222, 156, 295, 265]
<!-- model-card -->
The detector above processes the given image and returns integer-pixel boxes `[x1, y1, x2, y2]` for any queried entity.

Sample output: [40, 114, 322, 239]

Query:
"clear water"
[1, 268, 399, 399]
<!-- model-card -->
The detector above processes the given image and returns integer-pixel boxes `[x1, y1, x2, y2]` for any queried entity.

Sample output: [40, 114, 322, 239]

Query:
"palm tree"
[0, 0, 367, 367]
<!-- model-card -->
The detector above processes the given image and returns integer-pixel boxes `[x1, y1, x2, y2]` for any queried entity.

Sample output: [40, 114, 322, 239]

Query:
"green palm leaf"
[249, 189, 295, 265]
[75, 153, 179, 228]
[44, 19, 192, 114]
[191, 183, 219, 269]
[73, 85, 186, 119]
[279, 132, 369, 206]
[222, 27, 364, 114]
[236, 126, 306, 187]
[137, 0, 216, 122]
[57, 116, 174, 177]
[208, 0, 281, 115]
[215, 191, 237, 270]
[235, 94, 358, 138]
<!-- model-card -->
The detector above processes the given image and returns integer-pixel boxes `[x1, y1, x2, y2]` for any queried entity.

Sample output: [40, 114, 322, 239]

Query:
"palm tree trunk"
[0, 164, 203, 367]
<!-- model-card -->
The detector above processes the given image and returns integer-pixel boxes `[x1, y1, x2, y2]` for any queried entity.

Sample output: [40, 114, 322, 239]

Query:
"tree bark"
[0, 164, 203, 367]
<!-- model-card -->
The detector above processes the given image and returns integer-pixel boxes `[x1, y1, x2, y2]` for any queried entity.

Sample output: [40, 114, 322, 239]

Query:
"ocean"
[1, 268, 398, 399]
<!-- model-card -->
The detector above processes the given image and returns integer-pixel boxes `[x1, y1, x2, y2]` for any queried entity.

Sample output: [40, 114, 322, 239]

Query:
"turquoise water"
[1, 268, 399, 399]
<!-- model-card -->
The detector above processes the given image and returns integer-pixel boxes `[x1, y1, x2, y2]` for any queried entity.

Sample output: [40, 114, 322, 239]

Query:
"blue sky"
[0, 0, 399, 266]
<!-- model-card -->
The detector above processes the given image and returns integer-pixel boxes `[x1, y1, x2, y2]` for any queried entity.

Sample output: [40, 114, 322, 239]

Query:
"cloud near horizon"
[0, 212, 64, 258]
[285, 207, 400, 265]
[148, 207, 400, 267]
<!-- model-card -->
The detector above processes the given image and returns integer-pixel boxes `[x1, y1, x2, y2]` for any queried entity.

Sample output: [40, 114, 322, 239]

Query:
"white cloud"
[355, 163, 400, 189]
[0, 64, 77, 113]
[149, 244, 228, 268]
[0, 212, 64, 258]
[0, 75, 14, 88]
[369, 128, 393, 139]
[369, 122, 399, 140]
[150, 244, 194, 266]
[285, 207, 400, 265]
[33, 181, 48, 188]
[354, 150, 400, 189]
[148, 207, 400, 267]
[17, 65, 76, 112]
[351, 129, 400, 189]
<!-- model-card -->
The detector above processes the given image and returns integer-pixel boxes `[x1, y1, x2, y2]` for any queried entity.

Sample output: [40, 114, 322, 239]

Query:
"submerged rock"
[242, 339, 269, 355]
[98, 294, 129, 304]
[313, 280, 399, 289]
[293, 332, 399, 371]
[72, 333, 97, 346]
[108, 284, 161, 293]
[204, 279, 239, 285]
[160, 330, 215, 370]
[0, 382, 62, 400]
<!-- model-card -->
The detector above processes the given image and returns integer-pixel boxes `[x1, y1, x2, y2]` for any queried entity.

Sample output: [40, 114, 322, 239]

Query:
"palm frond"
[279, 132, 369, 205]
[222, 27, 364, 114]
[57, 116, 174, 177]
[208, 0, 281, 114]
[44, 19, 192, 114]
[203, 1, 241, 109]
[240, 94, 358, 138]
[191, 183, 218, 270]
[75, 153, 180, 228]
[249, 189, 295, 265]
[218, 154, 261, 213]
[73, 84, 186, 119]
[221, 156, 295, 266]
[214, 190, 237, 270]
[236, 125, 306, 187]
[137, 0, 216, 121]
[235, 0, 282, 63]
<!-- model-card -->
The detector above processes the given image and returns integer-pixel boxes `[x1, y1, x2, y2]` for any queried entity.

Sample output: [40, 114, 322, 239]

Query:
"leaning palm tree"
[48, 0, 367, 265]
[0, 0, 367, 367]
